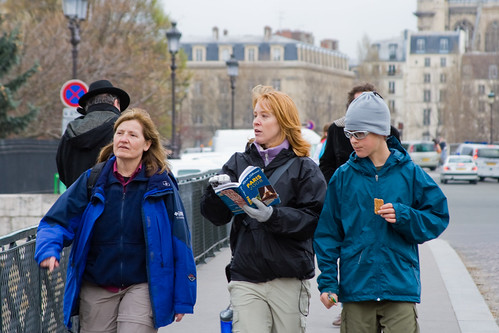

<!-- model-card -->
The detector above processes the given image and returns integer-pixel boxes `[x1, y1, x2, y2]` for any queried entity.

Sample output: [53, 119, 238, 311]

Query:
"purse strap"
[268, 157, 297, 185]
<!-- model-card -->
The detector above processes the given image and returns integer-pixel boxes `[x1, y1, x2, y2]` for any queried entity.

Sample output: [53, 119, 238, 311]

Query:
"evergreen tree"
[0, 26, 39, 138]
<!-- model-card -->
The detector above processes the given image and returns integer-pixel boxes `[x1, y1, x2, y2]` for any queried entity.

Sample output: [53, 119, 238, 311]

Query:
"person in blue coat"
[35, 108, 196, 332]
[314, 92, 449, 332]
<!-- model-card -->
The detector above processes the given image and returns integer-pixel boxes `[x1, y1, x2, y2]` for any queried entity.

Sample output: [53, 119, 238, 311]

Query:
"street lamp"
[226, 54, 239, 129]
[488, 90, 496, 144]
[166, 22, 182, 158]
[166, 21, 182, 159]
[62, 0, 88, 79]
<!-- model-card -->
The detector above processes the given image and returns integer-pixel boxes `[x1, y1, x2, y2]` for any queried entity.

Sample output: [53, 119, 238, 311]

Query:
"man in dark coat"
[319, 84, 400, 183]
[56, 80, 130, 187]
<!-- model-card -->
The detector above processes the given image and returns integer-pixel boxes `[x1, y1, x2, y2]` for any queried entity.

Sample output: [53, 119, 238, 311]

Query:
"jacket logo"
[174, 211, 184, 219]
[162, 181, 171, 187]
[188, 274, 196, 282]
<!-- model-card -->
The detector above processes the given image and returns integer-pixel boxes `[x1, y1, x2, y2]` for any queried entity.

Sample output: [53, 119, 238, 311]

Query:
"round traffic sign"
[60, 80, 88, 108]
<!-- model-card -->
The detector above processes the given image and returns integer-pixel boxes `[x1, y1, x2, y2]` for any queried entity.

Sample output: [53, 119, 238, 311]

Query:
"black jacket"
[319, 119, 401, 183]
[201, 144, 327, 283]
[56, 104, 120, 187]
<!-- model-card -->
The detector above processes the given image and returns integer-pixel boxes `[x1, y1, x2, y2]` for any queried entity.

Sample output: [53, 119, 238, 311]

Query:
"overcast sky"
[161, 0, 418, 61]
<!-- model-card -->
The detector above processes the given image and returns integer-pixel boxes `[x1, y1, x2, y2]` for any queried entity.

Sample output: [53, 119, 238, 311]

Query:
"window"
[246, 47, 257, 62]
[424, 58, 431, 67]
[440, 57, 446, 67]
[478, 85, 485, 94]
[389, 100, 395, 111]
[271, 47, 283, 61]
[440, 73, 447, 83]
[439, 38, 449, 52]
[424, 73, 431, 83]
[388, 64, 396, 75]
[424, 90, 431, 102]
[193, 81, 203, 95]
[389, 43, 398, 60]
[479, 101, 485, 113]
[439, 89, 446, 102]
[489, 65, 498, 80]
[417, 38, 425, 52]
[194, 47, 204, 62]
[220, 48, 231, 61]
[423, 108, 431, 126]
[272, 79, 281, 91]
[388, 81, 395, 94]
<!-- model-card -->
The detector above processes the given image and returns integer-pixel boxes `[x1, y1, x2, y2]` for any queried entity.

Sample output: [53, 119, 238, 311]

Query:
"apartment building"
[178, 26, 354, 148]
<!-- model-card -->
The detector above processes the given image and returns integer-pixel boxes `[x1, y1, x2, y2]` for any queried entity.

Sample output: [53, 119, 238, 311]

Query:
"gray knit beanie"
[345, 92, 390, 136]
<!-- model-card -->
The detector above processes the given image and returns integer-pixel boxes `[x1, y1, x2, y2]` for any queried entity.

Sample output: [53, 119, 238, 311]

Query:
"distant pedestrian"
[56, 79, 130, 187]
[201, 85, 326, 333]
[312, 123, 331, 164]
[36, 108, 196, 332]
[314, 92, 449, 332]
[319, 83, 401, 183]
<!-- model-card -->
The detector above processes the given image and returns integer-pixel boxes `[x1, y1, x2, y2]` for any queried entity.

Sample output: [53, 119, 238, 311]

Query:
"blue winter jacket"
[34, 157, 196, 329]
[314, 137, 449, 303]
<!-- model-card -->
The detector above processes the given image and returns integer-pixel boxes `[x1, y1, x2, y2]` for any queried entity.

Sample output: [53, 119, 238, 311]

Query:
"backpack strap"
[87, 161, 106, 199]
[268, 157, 297, 186]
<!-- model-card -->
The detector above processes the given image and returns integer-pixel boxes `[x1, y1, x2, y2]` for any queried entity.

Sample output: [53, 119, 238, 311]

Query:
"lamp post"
[166, 22, 182, 158]
[62, 0, 88, 79]
[488, 90, 496, 144]
[226, 54, 239, 129]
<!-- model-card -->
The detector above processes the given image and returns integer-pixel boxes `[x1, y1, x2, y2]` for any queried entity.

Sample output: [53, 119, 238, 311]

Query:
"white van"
[455, 143, 499, 181]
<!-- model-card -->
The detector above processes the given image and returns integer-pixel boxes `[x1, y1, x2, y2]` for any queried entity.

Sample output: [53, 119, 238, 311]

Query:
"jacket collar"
[86, 103, 120, 116]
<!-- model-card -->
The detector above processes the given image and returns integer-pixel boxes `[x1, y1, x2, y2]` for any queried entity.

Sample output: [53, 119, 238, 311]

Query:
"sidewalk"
[161, 239, 499, 333]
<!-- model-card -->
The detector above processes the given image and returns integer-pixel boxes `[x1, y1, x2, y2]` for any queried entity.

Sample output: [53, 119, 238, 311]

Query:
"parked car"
[401, 141, 440, 170]
[454, 143, 499, 181]
[440, 155, 478, 184]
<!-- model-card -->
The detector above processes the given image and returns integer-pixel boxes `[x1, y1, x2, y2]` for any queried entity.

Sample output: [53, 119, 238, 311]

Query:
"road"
[430, 171, 499, 325]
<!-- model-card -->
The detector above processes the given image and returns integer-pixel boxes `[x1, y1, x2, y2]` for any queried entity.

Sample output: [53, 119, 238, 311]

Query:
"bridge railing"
[0, 169, 227, 333]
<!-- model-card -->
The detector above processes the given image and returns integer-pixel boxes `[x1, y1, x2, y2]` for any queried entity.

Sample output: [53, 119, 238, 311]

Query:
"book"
[213, 165, 280, 215]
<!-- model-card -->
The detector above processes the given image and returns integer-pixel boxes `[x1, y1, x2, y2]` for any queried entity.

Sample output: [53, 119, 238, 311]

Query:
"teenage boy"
[314, 92, 449, 332]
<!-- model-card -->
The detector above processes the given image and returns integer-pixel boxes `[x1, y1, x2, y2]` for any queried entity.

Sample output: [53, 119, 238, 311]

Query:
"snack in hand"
[374, 198, 384, 214]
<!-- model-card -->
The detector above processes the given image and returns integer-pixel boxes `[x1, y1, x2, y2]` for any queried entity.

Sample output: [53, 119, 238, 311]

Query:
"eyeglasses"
[344, 130, 370, 140]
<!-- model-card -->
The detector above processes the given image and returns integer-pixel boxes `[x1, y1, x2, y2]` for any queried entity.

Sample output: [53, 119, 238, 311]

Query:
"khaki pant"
[341, 301, 419, 333]
[79, 281, 157, 333]
[228, 278, 311, 333]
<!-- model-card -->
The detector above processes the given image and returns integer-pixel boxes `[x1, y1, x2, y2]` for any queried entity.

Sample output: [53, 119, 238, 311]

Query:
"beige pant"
[79, 281, 157, 333]
[228, 278, 311, 333]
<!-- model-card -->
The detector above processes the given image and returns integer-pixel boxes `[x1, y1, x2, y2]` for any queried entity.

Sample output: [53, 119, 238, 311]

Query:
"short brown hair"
[347, 83, 376, 108]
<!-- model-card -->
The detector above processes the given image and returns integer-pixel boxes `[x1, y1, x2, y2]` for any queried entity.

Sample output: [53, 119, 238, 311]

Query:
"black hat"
[77, 80, 130, 114]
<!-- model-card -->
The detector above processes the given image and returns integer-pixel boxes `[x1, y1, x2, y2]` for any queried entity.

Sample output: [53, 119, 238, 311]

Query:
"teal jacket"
[35, 157, 196, 328]
[314, 137, 449, 303]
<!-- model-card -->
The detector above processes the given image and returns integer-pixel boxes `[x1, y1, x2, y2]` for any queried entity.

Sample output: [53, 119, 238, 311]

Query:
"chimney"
[320, 39, 339, 51]
[264, 26, 272, 41]
[212, 26, 219, 40]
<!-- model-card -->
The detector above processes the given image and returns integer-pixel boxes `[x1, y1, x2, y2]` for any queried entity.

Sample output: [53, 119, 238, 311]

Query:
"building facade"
[178, 26, 354, 149]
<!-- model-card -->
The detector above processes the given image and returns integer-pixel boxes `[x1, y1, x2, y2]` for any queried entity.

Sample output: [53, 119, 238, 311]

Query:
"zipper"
[120, 188, 125, 287]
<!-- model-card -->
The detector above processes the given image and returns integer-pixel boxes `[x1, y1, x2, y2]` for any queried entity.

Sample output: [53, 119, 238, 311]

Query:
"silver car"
[440, 155, 478, 184]
[401, 141, 441, 171]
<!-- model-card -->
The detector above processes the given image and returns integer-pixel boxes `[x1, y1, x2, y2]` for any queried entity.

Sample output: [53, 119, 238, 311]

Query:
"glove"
[242, 198, 273, 222]
[209, 174, 231, 188]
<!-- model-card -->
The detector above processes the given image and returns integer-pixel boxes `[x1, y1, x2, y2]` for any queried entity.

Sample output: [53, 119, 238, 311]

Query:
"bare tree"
[2, 0, 188, 142]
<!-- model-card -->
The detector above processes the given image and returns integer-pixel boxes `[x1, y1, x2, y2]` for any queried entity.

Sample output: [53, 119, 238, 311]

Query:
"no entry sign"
[60, 80, 88, 108]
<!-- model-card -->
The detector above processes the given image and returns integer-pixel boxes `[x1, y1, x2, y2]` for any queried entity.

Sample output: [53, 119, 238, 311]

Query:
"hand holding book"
[210, 166, 280, 215]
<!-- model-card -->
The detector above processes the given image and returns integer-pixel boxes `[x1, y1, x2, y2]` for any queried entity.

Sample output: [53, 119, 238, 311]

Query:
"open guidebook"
[213, 165, 280, 215]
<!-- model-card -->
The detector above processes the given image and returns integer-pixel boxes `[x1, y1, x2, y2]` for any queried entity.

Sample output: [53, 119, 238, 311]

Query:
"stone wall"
[0, 194, 59, 236]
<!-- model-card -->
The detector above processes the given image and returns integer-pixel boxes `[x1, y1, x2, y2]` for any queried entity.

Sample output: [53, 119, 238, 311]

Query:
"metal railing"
[0, 170, 228, 333]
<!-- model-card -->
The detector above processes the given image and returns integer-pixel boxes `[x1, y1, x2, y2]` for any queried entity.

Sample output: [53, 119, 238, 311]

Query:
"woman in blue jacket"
[35, 108, 196, 332]
[314, 92, 449, 332]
